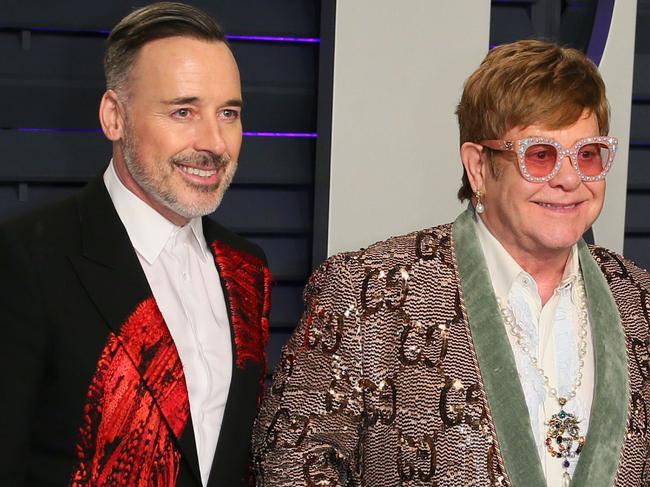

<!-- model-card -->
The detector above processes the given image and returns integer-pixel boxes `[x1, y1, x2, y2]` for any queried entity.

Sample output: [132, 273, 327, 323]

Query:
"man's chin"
[165, 195, 224, 220]
[158, 171, 233, 219]
[184, 181, 222, 193]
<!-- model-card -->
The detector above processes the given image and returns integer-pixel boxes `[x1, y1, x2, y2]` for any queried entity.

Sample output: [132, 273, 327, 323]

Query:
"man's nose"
[194, 117, 227, 155]
[549, 154, 581, 190]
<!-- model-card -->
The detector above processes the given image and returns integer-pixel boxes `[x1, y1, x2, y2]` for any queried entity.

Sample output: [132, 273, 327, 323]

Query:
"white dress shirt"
[104, 162, 232, 486]
[474, 214, 594, 485]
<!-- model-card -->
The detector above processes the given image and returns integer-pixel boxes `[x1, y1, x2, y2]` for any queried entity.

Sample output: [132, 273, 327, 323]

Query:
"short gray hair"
[104, 1, 227, 92]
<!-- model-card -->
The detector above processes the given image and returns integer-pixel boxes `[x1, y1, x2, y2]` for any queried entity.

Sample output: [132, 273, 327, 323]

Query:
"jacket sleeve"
[0, 226, 48, 484]
[253, 253, 364, 486]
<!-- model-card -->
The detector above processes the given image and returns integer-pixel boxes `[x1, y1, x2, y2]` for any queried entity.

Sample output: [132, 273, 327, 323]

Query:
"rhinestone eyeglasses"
[480, 136, 618, 183]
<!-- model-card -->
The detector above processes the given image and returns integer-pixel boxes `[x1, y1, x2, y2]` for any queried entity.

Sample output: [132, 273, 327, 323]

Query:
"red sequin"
[210, 241, 271, 371]
[70, 298, 190, 486]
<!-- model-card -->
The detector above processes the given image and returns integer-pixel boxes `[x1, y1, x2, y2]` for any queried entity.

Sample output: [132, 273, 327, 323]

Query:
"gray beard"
[121, 128, 237, 219]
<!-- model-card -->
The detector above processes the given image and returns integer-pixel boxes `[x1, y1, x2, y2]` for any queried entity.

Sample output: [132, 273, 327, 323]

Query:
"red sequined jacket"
[0, 178, 270, 487]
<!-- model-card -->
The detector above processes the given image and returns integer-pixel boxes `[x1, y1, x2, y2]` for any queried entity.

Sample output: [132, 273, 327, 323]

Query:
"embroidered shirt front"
[474, 213, 595, 483]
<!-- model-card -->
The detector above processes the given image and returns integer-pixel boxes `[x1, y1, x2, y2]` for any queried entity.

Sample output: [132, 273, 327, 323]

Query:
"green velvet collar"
[452, 207, 628, 486]
[571, 239, 628, 486]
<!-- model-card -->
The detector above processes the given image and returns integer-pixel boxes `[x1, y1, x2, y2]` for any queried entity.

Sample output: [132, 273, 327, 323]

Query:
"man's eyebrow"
[162, 96, 200, 105]
[224, 98, 244, 108]
[161, 97, 244, 107]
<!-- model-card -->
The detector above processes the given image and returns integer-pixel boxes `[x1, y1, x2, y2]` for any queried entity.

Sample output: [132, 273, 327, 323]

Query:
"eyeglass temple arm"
[479, 140, 513, 151]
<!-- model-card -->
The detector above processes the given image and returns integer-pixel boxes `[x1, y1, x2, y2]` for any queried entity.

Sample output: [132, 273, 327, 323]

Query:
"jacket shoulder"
[367, 222, 452, 254]
[588, 244, 650, 289]
[0, 193, 80, 252]
[331, 222, 454, 267]
[310, 222, 455, 288]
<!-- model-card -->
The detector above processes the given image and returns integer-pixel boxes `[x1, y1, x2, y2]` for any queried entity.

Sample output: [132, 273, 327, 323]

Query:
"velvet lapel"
[452, 208, 546, 487]
[570, 241, 628, 486]
[68, 179, 202, 485]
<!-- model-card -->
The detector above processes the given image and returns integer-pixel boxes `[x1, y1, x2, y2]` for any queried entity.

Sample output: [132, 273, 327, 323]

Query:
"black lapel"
[69, 179, 151, 335]
[203, 219, 261, 487]
[68, 178, 202, 486]
[176, 416, 202, 487]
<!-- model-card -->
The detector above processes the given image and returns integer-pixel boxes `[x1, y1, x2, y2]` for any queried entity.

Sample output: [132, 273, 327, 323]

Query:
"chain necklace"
[497, 280, 588, 487]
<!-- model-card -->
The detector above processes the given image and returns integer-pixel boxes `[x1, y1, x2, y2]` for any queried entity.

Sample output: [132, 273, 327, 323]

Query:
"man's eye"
[530, 150, 550, 161]
[174, 108, 191, 118]
[221, 109, 240, 120]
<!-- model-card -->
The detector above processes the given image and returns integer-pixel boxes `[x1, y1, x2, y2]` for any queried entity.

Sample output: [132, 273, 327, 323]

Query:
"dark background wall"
[626, 0, 650, 270]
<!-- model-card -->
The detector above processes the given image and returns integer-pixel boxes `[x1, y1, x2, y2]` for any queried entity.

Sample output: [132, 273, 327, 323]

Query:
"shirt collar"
[474, 212, 579, 301]
[103, 160, 210, 264]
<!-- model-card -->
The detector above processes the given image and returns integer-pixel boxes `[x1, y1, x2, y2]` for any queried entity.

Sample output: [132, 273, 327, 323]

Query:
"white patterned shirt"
[474, 214, 595, 484]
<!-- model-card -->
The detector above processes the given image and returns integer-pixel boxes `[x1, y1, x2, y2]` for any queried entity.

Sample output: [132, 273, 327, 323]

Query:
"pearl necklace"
[497, 280, 589, 487]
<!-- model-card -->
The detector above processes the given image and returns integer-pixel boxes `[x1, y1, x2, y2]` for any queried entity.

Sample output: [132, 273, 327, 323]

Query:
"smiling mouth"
[535, 202, 579, 209]
[177, 164, 218, 178]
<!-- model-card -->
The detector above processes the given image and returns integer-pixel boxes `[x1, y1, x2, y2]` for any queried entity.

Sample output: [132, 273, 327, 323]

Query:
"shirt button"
[182, 272, 189, 281]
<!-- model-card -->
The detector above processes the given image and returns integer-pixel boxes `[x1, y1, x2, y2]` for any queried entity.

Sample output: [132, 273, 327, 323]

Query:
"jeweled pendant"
[545, 407, 585, 470]
[562, 471, 571, 487]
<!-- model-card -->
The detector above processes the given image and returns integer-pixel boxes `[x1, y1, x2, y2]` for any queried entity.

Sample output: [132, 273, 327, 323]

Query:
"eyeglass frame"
[479, 135, 618, 183]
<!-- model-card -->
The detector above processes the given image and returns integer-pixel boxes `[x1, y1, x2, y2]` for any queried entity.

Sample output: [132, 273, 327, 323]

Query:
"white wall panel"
[327, 1, 490, 255]
[592, 1, 637, 253]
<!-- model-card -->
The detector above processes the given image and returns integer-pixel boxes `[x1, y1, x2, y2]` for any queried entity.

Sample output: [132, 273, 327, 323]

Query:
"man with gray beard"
[0, 3, 270, 487]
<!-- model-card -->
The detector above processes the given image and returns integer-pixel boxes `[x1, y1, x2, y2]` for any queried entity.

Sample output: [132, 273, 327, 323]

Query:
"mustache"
[169, 151, 230, 170]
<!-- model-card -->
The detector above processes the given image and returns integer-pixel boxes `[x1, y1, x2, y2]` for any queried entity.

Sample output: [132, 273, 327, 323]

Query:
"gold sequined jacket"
[253, 208, 650, 486]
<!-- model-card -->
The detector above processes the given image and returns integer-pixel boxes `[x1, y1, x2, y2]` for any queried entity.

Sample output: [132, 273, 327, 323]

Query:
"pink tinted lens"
[524, 144, 558, 177]
[577, 143, 608, 176]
